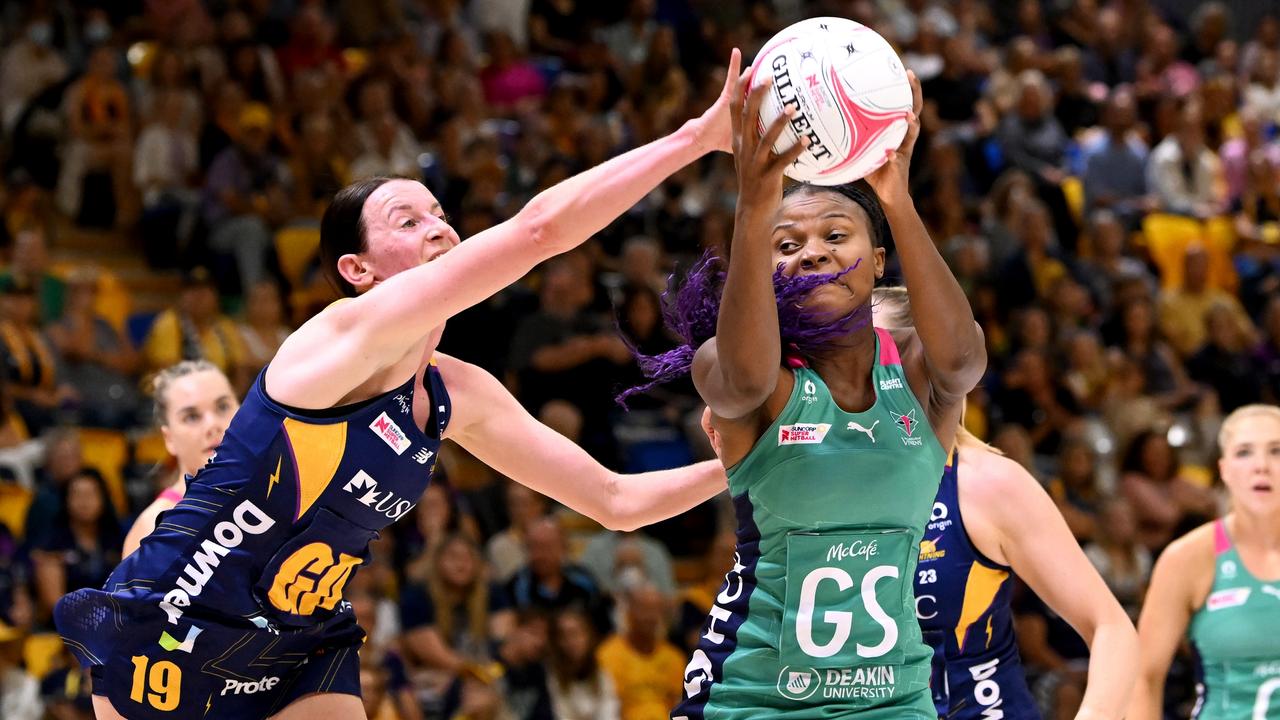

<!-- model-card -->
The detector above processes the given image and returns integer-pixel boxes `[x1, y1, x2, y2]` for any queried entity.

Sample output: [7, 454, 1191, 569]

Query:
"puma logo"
[847, 420, 879, 442]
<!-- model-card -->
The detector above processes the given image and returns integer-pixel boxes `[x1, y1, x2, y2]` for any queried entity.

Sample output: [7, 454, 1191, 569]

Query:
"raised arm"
[270, 53, 742, 406]
[693, 74, 807, 419]
[967, 452, 1137, 720]
[438, 354, 726, 531]
[864, 72, 985, 403]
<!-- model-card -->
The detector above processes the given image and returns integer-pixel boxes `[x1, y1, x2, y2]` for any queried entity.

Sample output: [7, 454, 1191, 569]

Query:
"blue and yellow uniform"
[915, 453, 1041, 720]
[55, 365, 449, 719]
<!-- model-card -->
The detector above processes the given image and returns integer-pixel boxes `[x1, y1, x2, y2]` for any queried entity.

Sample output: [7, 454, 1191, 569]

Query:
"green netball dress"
[674, 328, 947, 720]
[1186, 519, 1280, 720]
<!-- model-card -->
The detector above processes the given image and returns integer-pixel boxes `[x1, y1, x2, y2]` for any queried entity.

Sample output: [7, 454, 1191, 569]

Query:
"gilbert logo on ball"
[750, 17, 912, 185]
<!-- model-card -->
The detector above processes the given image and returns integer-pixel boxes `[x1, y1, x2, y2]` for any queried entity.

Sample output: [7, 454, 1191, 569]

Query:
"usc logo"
[267, 543, 362, 615]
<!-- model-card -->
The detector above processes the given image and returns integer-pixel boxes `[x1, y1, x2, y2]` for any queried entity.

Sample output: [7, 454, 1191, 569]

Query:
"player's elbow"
[517, 195, 570, 255]
[597, 473, 638, 532]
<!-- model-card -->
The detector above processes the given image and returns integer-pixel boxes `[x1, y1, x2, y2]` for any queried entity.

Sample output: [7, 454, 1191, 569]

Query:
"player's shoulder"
[1158, 520, 1218, 569]
[958, 449, 1040, 502]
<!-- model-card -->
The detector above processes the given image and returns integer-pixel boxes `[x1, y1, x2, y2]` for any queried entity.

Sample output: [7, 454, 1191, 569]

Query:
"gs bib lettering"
[781, 530, 912, 669]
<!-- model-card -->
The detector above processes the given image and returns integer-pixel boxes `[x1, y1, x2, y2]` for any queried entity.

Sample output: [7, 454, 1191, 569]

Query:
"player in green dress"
[635, 69, 986, 719]
[1131, 404, 1280, 720]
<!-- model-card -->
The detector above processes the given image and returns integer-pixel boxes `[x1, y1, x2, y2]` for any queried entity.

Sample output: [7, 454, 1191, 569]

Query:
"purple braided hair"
[616, 249, 871, 406]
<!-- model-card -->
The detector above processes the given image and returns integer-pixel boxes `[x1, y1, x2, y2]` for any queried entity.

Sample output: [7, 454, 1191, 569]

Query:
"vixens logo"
[892, 410, 923, 446]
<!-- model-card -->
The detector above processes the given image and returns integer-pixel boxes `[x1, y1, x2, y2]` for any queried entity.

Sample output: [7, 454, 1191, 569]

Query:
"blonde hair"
[151, 360, 223, 426]
[871, 286, 911, 329]
[1218, 404, 1280, 451]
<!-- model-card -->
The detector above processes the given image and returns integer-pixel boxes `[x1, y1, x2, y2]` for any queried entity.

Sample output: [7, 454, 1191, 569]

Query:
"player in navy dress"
[55, 51, 749, 720]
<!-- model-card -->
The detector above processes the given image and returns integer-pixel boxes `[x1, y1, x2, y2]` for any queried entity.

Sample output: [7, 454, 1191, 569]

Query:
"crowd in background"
[0, 0, 1278, 718]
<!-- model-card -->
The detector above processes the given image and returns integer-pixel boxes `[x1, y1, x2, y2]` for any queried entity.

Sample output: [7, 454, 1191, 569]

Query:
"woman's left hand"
[863, 69, 923, 206]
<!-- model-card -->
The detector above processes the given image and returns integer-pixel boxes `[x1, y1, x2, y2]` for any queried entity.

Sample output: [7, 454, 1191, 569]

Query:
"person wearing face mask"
[1129, 404, 1280, 720]
[54, 50, 744, 720]
[121, 361, 239, 557]
[0, 14, 69, 133]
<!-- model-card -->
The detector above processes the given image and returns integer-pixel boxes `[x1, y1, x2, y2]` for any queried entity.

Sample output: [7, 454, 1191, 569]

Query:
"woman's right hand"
[731, 71, 808, 213]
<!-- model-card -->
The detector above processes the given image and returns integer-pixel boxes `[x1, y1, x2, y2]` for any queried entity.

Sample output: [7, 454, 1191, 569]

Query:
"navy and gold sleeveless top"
[105, 363, 448, 635]
[915, 452, 1040, 719]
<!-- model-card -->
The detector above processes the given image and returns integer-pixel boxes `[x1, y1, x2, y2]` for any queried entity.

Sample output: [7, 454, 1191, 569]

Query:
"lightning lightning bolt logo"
[266, 455, 282, 499]
[985, 615, 994, 648]
[205, 693, 212, 715]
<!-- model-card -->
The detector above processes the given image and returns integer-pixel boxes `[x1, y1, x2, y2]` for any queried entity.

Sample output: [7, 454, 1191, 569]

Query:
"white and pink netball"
[750, 17, 912, 185]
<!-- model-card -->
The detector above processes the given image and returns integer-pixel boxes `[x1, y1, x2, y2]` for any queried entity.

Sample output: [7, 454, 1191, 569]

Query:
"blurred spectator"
[1219, 108, 1280, 208]
[1255, 296, 1280, 404]
[996, 199, 1070, 310]
[579, 530, 676, 598]
[0, 12, 69, 133]
[46, 272, 142, 429]
[528, 0, 593, 60]
[507, 256, 632, 459]
[1060, 330, 1110, 413]
[402, 533, 513, 672]
[1050, 46, 1098, 138]
[275, 5, 344, 82]
[486, 482, 549, 583]
[1083, 497, 1151, 622]
[134, 89, 201, 267]
[1046, 437, 1103, 542]
[506, 518, 610, 634]
[0, 525, 30, 628]
[1115, 297, 1199, 412]
[31, 468, 121, 622]
[198, 79, 246, 171]
[992, 348, 1080, 458]
[22, 430, 82, 550]
[0, 622, 41, 720]
[546, 607, 620, 720]
[491, 610, 554, 720]
[1157, 245, 1257, 357]
[236, 280, 291, 378]
[675, 530, 736, 653]
[1119, 430, 1217, 551]
[142, 267, 250, 391]
[1081, 7, 1138, 87]
[288, 113, 350, 220]
[598, 0, 658, 70]
[597, 583, 683, 720]
[1186, 303, 1256, 412]
[1243, 49, 1280, 126]
[352, 111, 424, 181]
[350, 578, 423, 720]
[37, 645, 93, 719]
[0, 279, 75, 435]
[1081, 87, 1150, 225]
[1136, 24, 1201, 101]
[0, 227, 65, 324]
[481, 31, 548, 110]
[202, 102, 290, 292]
[133, 45, 201, 133]
[1146, 99, 1226, 219]
[56, 44, 134, 230]
[400, 482, 482, 584]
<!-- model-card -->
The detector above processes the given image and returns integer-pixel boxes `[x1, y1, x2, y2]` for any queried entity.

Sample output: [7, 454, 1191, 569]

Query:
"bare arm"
[1127, 530, 1207, 720]
[32, 551, 65, 621]
[966, 452, 1138, 720]
[122, 498, 176, 558]
[268, 52, 742, 408]
[440, 354, 726, 531]
[403, 625, 464, 674]
[693, 72, 806, 419]
[865, 72, 985, 404]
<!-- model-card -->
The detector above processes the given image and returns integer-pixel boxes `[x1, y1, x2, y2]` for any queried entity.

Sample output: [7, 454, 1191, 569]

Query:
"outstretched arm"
[864, 72, 985, 404]
[438, 354, 726, 531]
[693, 71, 807, 419]
[270, 52, 743, 407]
[967, 453, 1138, 720]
